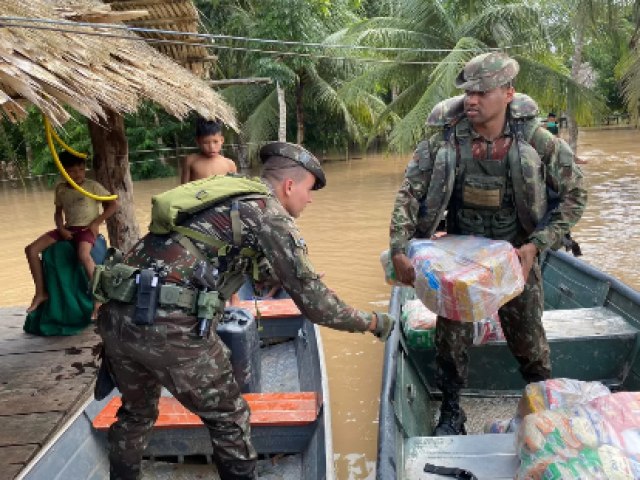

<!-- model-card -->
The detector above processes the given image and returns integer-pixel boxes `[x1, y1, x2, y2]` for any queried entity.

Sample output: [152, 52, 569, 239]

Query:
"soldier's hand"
[371, 312, 396, 342]
[517, 243, 538, 281]
[391, 253, 415, 286]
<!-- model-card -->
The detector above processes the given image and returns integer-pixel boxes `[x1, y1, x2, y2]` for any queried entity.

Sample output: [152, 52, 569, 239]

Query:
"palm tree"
[198, 0, 387, 154]
[328, 0, 605, 151]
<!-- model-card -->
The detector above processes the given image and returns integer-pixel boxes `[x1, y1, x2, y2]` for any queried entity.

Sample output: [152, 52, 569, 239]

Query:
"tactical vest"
[416, 93, 549, 239]
[92, 176, 273, 312]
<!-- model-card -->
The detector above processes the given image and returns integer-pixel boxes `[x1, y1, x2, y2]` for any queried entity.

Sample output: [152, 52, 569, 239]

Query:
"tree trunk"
[277, 81, 287, 142]
[567, 22, 584, 154]
[88, 109, 140, 252]
[295, 80, 304, 145]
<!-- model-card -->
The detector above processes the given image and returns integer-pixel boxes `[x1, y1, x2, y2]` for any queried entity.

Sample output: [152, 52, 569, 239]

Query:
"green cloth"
[23, 241, 93, 336]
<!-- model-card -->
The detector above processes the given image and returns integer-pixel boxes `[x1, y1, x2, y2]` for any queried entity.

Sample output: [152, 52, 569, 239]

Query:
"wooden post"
[277, 81, 286, 142]
[88, 109, 140, 252]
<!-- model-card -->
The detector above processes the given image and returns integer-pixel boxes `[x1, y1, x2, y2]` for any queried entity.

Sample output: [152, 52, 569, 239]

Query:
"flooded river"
[1, 128, 639, 479]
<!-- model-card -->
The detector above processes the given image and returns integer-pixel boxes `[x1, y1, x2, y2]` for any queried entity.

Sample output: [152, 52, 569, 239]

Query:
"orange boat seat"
[93, 392, 319, 430]
[235, 299, 301, 318]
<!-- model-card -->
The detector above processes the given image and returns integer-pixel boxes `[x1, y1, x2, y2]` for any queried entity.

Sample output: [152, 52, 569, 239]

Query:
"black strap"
[423, 463, 478, 480]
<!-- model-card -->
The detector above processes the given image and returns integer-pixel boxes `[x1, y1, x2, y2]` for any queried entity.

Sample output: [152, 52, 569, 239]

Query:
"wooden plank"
[0, 444, 39, 476]
[93, 393, 319, 430]
[0, 412, 62, 447]
[0, 382, 94, 415]
[0, 345, 97, 416]
[0, 335, 99, 355]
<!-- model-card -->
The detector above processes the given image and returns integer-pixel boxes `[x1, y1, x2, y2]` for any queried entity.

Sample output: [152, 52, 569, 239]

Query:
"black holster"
[134, 269, 159, 325]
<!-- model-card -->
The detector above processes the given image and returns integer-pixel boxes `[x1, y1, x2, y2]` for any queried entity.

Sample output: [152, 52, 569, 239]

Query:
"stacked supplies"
[381, 235, 525, 321]
[485, 378, 610, 436]
[401, 298, 504, 350]
[515, 383, 640, 479]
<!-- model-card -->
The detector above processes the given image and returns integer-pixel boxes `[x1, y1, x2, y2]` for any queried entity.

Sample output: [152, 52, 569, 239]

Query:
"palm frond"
[243, 89, 279, 155]
[515, 55, 607, 124]
[387, 37, 486, 151]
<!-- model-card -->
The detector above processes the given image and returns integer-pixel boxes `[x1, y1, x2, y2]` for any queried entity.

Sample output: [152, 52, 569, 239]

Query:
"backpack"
[149, 174, 271, 254]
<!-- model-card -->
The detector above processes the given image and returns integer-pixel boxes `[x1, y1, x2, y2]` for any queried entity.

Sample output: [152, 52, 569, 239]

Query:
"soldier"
[96, 141, 395, 480]
[389, 52, 587, 436]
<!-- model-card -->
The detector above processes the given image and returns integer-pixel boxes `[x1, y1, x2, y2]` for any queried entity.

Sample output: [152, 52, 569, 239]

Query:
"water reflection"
[0, 128, 638, 479]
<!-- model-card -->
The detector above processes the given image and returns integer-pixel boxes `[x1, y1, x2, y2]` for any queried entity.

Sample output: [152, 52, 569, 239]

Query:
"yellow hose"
[44, 116, 118, 202]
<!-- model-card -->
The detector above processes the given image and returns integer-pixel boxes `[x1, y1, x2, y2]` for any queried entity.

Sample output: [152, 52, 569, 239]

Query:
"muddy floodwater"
[1, 128, 638, 479]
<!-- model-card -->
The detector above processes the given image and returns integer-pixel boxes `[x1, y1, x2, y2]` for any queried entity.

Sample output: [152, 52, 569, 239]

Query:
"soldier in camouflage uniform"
[97, 141, 394, 480]
[389, 52, 587, 436]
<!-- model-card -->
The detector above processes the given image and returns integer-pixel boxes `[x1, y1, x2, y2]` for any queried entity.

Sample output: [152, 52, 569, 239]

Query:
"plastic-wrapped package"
[406, 236, 524, 321]
[472, 312, 504, 345]
[516, 392, 640, 480]
[380, 250, 401, 286]
[485, 379, 609, 436]
[401, 298, 504, 350]
[401, 299, 437, 349]
[518, 378, 612, 418]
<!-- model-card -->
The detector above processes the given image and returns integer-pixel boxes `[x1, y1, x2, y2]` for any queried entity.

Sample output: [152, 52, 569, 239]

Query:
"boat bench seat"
[93, 392, 319, 430]
[235, 299, 302, 318]
[480, 306, 636, 344]
[541, 306, 637, 340]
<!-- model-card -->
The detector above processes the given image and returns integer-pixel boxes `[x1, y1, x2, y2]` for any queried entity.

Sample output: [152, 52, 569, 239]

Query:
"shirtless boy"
[180, 118, 237, 183]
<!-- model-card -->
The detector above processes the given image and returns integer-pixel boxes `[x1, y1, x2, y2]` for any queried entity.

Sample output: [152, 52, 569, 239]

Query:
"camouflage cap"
[259, 141, 326, 190]
[454, 52, 519, 92]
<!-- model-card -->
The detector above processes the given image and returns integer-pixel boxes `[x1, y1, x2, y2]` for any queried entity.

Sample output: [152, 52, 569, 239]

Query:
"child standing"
[25, 152, 118, 313]
[180, 118, 237, 183]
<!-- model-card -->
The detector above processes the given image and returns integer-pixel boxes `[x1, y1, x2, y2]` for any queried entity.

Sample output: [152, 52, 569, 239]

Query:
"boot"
[433, 391, 467, 436]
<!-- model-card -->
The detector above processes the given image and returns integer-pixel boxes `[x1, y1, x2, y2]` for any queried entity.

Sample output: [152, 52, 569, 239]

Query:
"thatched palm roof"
[104, 0, 215, 78]
[0, 0, 236, 129]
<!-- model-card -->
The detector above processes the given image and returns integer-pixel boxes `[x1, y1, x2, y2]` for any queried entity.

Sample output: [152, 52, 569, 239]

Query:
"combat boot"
[433, 391, 467, 436]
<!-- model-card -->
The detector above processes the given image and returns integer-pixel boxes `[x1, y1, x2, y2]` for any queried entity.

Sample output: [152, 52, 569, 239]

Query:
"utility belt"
[91, 261, 222, 337]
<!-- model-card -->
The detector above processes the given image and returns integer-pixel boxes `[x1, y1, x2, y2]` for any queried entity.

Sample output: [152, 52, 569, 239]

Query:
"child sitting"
[25, 152, 117, 314]
[180, 117, 237, 183]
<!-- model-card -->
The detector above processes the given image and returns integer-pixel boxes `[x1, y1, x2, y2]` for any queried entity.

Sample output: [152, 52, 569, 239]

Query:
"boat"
[17, 294, 334, 480]
[376, 249, 640, 479]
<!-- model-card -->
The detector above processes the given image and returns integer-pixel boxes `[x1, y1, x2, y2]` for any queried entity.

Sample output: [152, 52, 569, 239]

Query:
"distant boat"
[376, 250, 640, 479]
[18, 296, 334, 480]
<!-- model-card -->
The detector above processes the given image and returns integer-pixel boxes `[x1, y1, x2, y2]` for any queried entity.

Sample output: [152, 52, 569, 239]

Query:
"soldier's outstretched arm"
[529, 138, 588, 252]
[389, 141, 433, 256]
[257, 212, 394, 340]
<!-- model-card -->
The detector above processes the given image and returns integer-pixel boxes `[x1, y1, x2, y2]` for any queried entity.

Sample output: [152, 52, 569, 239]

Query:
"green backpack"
[149, 174, 271, 252]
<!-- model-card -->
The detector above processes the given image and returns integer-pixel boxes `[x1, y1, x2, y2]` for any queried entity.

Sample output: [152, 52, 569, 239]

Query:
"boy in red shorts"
[25, 152, 117, 314]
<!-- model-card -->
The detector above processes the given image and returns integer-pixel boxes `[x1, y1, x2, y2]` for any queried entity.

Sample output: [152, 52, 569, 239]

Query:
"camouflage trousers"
[97, 302, 257, 480]
[435, 261, 551, 393]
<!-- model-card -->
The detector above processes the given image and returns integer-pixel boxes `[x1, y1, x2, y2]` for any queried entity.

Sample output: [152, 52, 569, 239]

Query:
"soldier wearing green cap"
[96, 141, 395, 480]
[389, 52, 587, 436]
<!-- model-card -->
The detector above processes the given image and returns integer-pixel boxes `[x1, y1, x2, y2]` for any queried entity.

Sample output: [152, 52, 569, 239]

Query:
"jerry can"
[217, 307, 262, 393]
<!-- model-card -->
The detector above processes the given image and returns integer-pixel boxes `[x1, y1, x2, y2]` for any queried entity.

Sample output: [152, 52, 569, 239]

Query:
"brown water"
[1, 128, 639, 479]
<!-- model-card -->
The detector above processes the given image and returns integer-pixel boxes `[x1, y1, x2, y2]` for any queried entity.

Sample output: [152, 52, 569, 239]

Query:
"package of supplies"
[515, 392, 640, 480]
[518, 379, 611, 418]
[401, 299, 504, 349]
[407, 235, 524, 321]
[380, 250, 402, 286]
[472, 313, 504, 345]
[401, 299, 437, 349]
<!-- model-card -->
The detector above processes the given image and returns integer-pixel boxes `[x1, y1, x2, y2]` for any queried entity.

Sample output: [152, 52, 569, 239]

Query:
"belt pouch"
[134, 269, 159, 325]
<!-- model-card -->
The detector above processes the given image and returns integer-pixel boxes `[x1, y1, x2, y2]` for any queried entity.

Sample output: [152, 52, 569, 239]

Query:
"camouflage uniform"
[99, 142, 391, 479]
[389, 52, 587, 396]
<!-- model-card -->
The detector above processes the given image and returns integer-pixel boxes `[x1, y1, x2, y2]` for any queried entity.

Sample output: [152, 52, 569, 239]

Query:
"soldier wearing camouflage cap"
[389, 52, 587, 436]
[96, 141, 394, 480]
